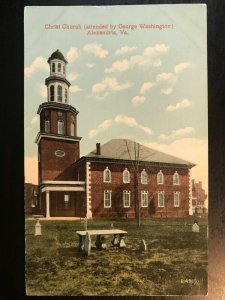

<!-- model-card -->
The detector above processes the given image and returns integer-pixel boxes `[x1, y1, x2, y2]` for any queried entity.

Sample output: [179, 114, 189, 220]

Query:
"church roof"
[84, 139, 195, 168]
[47, 49, 68, 63]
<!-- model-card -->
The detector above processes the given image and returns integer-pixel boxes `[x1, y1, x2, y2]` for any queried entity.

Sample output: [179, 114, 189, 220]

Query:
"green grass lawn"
[25, 216, 207, 296]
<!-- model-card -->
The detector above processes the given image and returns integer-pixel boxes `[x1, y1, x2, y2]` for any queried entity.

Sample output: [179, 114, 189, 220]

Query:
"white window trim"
[103, 167, 111, 183]
[104, 190, 112, 208]
[141, 169, 148, 184]
[123, 168, 130, 183]
[64, 194, 69, 209]
[157, 170, 164, 185]
[173, 171, 180, 185]
[123, 190, 131, 208]
[141, 191, 148, 207]
[57, 119, 65, 135]
[45, 119, 50, 133]
[174, 191, 180, 207]
[158, 191, 165, 207]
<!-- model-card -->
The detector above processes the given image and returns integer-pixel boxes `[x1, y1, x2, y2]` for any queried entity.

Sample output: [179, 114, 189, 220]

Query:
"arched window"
[65, 89, 68, 103]
[123, 168, 130, 183]
[141, 169, 148, 184]
[44, 119, 50, 133]
[57, 120, 65, 135]
[70, 122, 75, 136]
[50, 85, 54, 101]
[103, 167, 111, 183]
[63, 65, 65, 74]
[157, 170, 164, 184]
[52, 63, 55, 73]
[173, 171, 180, 185]
[57, 85, 62, 102]
[58, 63, 61, 72]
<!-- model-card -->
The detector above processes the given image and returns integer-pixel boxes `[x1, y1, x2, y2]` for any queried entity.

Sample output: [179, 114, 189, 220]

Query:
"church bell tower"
[35, 50, 82, 184]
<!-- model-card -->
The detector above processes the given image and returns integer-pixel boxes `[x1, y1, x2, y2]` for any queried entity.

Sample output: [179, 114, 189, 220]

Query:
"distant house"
[192, 179, 207, 214]
[24, 183, 38, 214]
[35, 50, 196, 219]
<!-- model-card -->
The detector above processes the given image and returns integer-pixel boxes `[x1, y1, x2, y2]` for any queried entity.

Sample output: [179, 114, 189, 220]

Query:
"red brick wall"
[89, 161, 190, 219]
[39, 138, 80, 181]
[40, 191, 86, 217]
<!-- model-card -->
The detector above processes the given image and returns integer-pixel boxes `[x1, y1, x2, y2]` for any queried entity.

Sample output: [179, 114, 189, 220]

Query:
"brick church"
[35, 50, 195, 219]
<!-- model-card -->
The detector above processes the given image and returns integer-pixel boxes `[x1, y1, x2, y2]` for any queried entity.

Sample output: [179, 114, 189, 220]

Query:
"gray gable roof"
[84, 139, 195, 168]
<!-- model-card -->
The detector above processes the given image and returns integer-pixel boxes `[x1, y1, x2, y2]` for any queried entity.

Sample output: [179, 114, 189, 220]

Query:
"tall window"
[63, 65, 65, 74]
[123, 168, 130, 183]
[70, 122, 75, 136]
[58, 120, 65, 134]
[173, 171, 180, 185]
[141, 191, 148, 207]
[103, 167, 111, 183]
[44, 119, 50, 133]
[58, 63, 61, 72]
[141, 169, 148, 184]
[52, 63, 55, 73]
[64, 195, 69, 209]
[157, 170, 164, 184]
[50, 85, 54, 101]
[104, 190, 111, 208]
[174, 192, 180, 207]
[57, 85, 62, 102]
[65, 89, 68, 103]
[123, 190, 130, 207]
[158, 191, 165, 207]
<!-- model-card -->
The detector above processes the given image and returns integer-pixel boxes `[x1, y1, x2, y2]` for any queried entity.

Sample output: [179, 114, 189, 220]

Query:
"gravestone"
[192, 222, 199, 232]
[139, 239, 147, 251]
[84, 232, 91, 255]
[35, 219, 42, 236]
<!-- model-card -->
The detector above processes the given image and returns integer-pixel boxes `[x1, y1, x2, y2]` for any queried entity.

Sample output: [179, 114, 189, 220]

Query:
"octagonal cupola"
[45, 50, 71, 104]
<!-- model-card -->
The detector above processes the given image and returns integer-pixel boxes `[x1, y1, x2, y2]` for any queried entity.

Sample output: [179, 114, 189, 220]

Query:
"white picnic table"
[76, 229, 127, 255]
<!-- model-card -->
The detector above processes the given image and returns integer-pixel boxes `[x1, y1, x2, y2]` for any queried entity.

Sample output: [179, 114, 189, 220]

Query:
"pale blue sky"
[24, 5, 207, 191]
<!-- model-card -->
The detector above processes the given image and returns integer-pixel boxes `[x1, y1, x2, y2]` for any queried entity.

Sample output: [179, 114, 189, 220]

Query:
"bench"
[76, 229, 127, 255]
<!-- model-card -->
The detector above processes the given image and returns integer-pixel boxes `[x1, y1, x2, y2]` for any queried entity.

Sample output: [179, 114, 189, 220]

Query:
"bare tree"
[125, 140, 141, 228]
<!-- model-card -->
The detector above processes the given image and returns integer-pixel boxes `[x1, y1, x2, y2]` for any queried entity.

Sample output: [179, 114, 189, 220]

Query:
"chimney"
[96, 143, 101, 155]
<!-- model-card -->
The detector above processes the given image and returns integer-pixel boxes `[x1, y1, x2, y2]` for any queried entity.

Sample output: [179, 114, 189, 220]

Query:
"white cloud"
[88, 119, 112, 138]
[143, 44, 169, 56]
[66, 47, 78, 62]
[159, 127, 195, 140]
[166, 98, 192, 111]
[39, 84, 47, 98]
[67, 72, 78, 81]
[105, 43, 168, 73]
[155, 62, 194, 95]
[156, 72, 175, 83]
[86, 63, 96, 69]
[70, 85, 82, 93]
[161, 87, 173, 95]
[115, 46, 138, 55]
[115, 114, 153, 134]
[140, 81, 156, 94]
[24, 156, 38, 184]
[132, 95, 146, 107]
[92, 77, 131, 98]
[25, 56, 48, 77]
[142, 138, 208, 205]
[83, 43, 108, 58]
[174, 62, 194, 74]
[31, 115, 39, 124]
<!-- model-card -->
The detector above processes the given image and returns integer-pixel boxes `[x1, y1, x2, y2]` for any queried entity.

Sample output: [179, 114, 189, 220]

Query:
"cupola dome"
[48, 49, 68, 64]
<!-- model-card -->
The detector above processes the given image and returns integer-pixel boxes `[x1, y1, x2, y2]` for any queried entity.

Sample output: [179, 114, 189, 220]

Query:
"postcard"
[24, 4, 208, 296]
